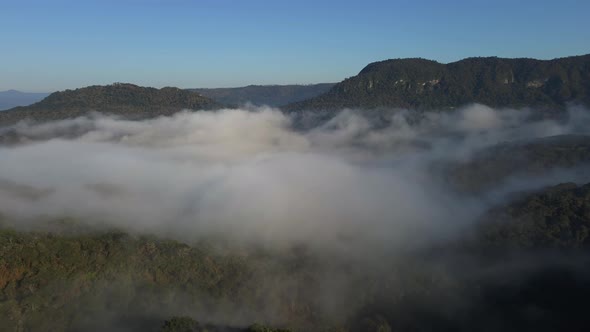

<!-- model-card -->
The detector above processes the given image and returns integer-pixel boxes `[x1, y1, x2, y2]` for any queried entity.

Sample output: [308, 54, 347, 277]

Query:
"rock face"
[0, 83, 221, 126]
[285, 55, 590, 111]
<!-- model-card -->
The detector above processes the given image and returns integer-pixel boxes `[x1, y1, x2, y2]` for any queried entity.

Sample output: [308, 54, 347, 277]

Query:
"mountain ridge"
[285, 54, 590, 111]
[0, 83, 221, 126]
[190, 83, 335, 107]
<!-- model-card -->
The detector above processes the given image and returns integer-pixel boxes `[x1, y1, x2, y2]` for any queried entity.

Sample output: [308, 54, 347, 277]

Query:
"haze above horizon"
[2, 0, 589, 92]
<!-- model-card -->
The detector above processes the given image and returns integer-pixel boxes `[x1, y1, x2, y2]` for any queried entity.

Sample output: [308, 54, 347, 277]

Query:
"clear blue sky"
[2, 0, 589, 92]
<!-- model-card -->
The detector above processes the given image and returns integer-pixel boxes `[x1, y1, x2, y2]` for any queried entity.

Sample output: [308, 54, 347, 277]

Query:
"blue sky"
[1, 0, 589, 92]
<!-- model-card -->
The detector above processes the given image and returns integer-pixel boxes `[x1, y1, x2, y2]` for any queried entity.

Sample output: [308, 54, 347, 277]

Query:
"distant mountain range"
[285, 54, 590, 111]
[0, 90, 49, 111]
[2, 54, 589, 126]
[191, 83, 335, 107]
[0, 83, 335, 125]
[0, 83, 220, 126]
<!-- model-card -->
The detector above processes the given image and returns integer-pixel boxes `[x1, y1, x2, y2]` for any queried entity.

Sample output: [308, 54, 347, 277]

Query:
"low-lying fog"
[1, 104, 589, 253]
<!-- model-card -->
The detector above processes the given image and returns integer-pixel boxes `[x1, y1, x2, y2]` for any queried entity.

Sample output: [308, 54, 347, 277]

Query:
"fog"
[1, 104, 589, 253]
[2, 104, 590, 330]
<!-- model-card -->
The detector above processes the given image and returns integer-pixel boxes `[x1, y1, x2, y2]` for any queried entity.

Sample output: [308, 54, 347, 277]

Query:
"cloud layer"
[1, 105, 590, 252]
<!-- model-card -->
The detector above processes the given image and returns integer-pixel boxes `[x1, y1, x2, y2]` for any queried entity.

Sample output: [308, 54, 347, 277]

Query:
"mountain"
[190, 83, 335, 107]
[285, 54, 590, 111]
[0, 83, 221, 126]
[0, 90, 49, 111]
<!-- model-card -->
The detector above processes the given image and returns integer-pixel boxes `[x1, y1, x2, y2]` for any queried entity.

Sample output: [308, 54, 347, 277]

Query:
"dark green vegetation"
[479, 182, 590, 249]
[286, 55, 590, 111]
[191, 84, 335, 107]
[0, 221, 407, 332]
[3, 54, 589, 127]
[0, 90, 49, 111]
[445, 134, 590, 192]
[0, 224, 304, 331]
[2, 179, 590, 332]
[0, 83, 221, 126]
[159, 317, 291, 332]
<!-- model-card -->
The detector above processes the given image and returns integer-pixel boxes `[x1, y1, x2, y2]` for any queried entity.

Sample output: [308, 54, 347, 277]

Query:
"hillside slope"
[445, 134, 590, 193]
[285, 55, 590, 111]
[0, 83, 221, 126]
[478, 182, 590, 249]
[3, 179, 590, 332]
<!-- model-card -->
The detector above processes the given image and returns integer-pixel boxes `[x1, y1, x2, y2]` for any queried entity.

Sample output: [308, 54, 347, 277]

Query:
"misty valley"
[1, 101, 590, 331]
[1, 54, 590, 332]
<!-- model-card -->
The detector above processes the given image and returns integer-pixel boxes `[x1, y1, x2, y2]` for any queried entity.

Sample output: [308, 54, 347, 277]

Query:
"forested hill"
[285, 54, 590, 111]
[478, 181, 590, 249]
[0, 83, 221, 126]
[191, 83, 335, 107]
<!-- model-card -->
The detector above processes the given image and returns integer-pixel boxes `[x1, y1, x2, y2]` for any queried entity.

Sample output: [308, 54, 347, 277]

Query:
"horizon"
[2, 0, 589, 92]
[5, 52, 590, 94]
[0, 82, 338, 94]
[5, 53, 590, 95]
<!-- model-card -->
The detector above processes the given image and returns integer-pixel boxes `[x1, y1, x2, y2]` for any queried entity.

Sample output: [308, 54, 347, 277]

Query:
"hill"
[0, 83, 221, 126]
[191, 83, 335, 107]
[444, 134, 590, 193]
[477, 182, 590, 249]
[285, 55, 590, 111]
[0, 90, 49, 111]
[0, 224, 297, 331]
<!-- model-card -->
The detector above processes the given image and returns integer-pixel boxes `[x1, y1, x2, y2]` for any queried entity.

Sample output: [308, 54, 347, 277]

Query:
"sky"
[1, 0, 589, 92]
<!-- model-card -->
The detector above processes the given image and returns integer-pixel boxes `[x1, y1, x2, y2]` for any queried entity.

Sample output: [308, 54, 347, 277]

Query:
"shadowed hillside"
[286, 55, 590, 111]
[478, 182, 590, 249]
[0, 83, 221, 126]
[445, 134, 590, 193]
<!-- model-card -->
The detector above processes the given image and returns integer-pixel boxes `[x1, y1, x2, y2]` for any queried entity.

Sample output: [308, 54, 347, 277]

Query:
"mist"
[1, 104, 589, 254]
[2, 104, 590, 331]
